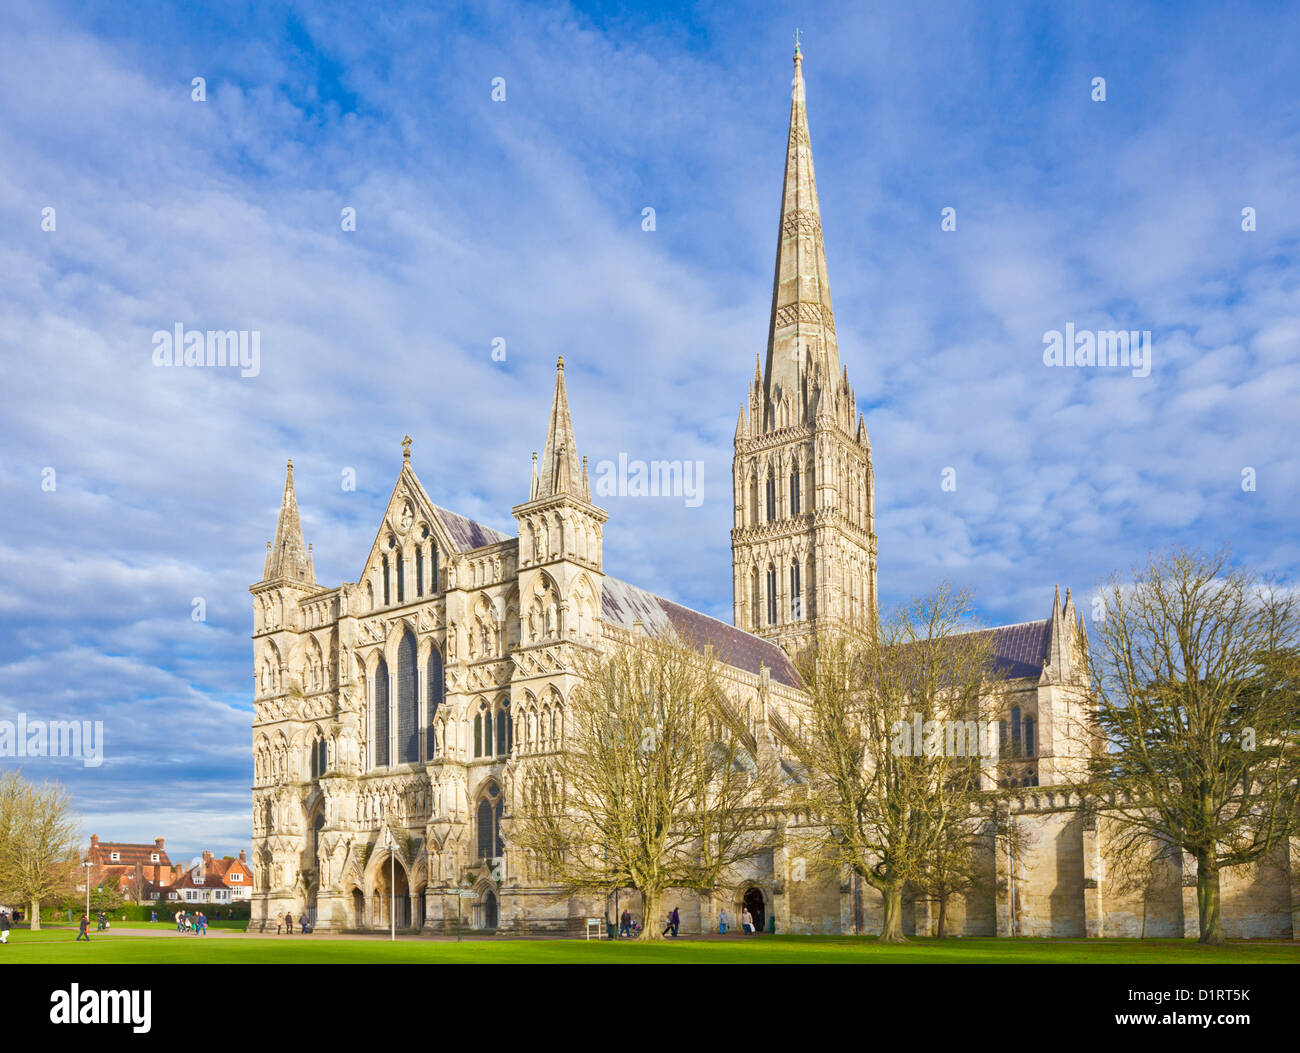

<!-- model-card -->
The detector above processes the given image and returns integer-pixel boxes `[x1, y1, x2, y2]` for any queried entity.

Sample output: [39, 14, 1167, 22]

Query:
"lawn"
[2, 926, 1297, 964]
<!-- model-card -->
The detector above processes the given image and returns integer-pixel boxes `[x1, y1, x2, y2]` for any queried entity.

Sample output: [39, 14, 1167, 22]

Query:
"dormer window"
[110, 852, 120, 862]
[151, 853, 160, 863]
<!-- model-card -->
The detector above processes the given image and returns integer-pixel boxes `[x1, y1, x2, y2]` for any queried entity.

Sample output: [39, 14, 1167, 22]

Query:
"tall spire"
[264, 459, 314, 583]
[535, 356, 584, 499]
[764, 41, 839, 406]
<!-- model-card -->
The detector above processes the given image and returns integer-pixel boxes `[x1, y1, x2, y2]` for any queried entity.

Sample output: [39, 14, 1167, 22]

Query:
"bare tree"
[1080, 548, 1300, 945]
[915, 808, 1030, 938]
[507, 631, 778, 940]
[788, 585, 1002, 942]
[0, 771, 81, 930]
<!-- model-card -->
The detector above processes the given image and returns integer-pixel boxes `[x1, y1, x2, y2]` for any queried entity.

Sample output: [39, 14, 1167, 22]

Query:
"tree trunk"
[29, 899, 40, 932]
[1196, 852, 1224, 945]
[637, 888, 664, 941]
[879, 883, 907, 943]
[936, 895, 948, 939]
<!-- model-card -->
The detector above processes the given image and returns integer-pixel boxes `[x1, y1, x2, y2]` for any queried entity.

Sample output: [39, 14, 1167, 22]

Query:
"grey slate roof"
[960, 619, 1052, 680]
[601, 575, 802, 688]
[433, 505, 512, 551]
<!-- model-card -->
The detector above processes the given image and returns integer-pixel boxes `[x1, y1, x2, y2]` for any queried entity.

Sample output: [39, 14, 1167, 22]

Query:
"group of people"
[718, 907, 758, 934]
[612, 905, 761, 938]
[280, 911, 312, 934]
[175, 910, 209, 934]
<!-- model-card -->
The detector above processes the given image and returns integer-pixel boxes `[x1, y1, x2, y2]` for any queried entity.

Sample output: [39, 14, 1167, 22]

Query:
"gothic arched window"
[397, 631, 418, 764]
[790, 469, 801, 516]
[496, 700, 512, 755]
[1023, 715, 1036, 758]
[476, 782, 504, 859]
[474, 701, 487, 758]
[415, 547, 424, 597]
[766, 473, 776, 522]
[790, 561, 802, 620]
[374, 658, 390, 768]
[766, 564, 778, 625]
[427, 650, 444, 760]
[382, 557, 390, 606]
[1010, 706, 1022, 758]
[430, 545, 439, 592]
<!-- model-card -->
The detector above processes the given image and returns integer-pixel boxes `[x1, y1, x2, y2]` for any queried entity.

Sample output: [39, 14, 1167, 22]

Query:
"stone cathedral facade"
[249, 49, 1298, 939]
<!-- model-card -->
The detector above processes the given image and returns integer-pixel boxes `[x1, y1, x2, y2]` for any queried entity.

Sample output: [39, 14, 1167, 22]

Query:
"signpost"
[382, 828, 396, 941]
[456, 880, 475, 942]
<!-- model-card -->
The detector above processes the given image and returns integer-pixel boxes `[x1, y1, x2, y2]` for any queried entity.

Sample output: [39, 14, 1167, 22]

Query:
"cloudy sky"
[1, 0, 1297, 860]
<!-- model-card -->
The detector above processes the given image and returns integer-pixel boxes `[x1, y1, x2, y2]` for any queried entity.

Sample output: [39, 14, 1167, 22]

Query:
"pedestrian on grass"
[742, 908, 753, 934]
[0, 910, 10, 945]
[619, 909, 632, 938]
[285, 911, 294, 934]
[719, 908, 728, 934]
[77, 914, 90, 942]
[662, 910, 673, 937]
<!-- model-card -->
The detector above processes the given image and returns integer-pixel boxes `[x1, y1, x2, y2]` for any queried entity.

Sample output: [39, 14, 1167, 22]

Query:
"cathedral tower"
[732, 44, 878, 653]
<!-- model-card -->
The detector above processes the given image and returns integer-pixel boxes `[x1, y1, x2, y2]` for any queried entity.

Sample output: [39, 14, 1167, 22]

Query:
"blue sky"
[1, 0, 1297, 861]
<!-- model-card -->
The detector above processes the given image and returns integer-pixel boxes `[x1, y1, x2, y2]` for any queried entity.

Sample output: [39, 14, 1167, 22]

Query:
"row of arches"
[257, 635, 332, 698]
[746, 556, 815, 631]
[741, 452, 814, 529]
[520, 510, 601, 566]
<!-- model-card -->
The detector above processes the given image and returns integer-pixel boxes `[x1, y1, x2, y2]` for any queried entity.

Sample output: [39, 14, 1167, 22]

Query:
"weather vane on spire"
[794, 27, 802, 51]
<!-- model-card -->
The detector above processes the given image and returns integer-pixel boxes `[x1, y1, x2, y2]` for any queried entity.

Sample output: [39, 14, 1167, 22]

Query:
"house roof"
[88, 842, 171, 868]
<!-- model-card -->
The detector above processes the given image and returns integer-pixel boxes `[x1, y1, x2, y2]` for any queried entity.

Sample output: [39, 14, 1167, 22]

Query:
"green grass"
[2, 926, 1297, 964]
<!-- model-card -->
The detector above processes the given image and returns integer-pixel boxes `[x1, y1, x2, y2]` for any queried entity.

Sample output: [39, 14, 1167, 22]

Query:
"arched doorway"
[373, 855, 412, 929]
[479, 888, 499, 930]
[352, 888, 365, 928]
[742, 888, 766, 933]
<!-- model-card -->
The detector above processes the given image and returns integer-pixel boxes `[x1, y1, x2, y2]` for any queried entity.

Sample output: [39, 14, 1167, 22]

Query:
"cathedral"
[249, 47, 1297, 939]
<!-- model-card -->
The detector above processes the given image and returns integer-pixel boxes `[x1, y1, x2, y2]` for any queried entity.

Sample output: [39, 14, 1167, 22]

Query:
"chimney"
[155, 837, 165, 852]
[239, 849, 247, 863]
[202, 850, 214, 865]
[91, 834, 99, 848]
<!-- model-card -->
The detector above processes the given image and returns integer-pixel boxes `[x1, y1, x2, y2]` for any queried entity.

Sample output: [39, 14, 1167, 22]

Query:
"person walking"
[198, 912, 207, 935]
[662, 910, 674, 937]
[619, 909, 632, 938]
[285, 911, 294, 934]
[299, 912, 310, 935]
[0, 910, 10, 945]
[742, 907, 754, 934]
[77, 914, 91, 942]
[718, 908, 728, 934]
[670, 907, 680, 937]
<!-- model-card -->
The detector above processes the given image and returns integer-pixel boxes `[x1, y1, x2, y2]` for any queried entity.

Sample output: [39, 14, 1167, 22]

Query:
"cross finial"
[401, 435, 412, 459]
[794, 27, 802, 51]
